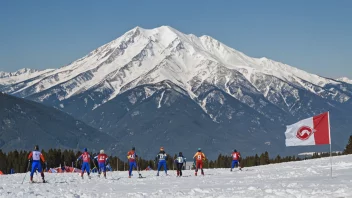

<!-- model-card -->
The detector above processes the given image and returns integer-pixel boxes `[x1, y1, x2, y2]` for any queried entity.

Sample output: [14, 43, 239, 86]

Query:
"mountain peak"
[0, 25, 347, 106]
[338, 77, 352, 84]
[0, 68, 38, 78]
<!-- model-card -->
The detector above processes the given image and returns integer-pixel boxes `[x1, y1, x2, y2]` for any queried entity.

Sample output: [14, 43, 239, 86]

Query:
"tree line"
[1, 135, 352, 174]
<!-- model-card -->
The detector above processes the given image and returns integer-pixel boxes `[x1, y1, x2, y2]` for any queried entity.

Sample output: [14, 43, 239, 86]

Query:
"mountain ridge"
[0, 92, 118, 153]
[0, 26, 345, 105]
[0, 26, 351, 157]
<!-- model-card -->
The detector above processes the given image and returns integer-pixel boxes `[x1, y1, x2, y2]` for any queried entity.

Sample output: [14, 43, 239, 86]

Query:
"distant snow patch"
[157, 91, 165, 108]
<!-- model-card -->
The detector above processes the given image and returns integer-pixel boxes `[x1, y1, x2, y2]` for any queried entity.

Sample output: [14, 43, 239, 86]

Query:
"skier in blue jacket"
[155, 147, 168, 176]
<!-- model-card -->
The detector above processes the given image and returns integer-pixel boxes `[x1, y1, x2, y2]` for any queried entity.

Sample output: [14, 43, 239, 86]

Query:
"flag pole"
[330, 142, 332, 178]
[328, 111, 332, 178]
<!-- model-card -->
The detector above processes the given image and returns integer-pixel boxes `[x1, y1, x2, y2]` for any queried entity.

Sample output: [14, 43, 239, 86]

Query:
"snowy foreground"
[2, 155, 352, 198]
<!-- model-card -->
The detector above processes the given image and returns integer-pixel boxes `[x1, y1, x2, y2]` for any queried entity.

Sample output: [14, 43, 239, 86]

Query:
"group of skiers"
[27, 146, 109, 183]
[27, 145, 242, 183]
[126, 147, 241, 178]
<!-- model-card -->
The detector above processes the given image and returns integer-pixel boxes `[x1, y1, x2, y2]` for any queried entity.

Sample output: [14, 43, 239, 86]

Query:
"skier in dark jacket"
[174, 152, 186, 177]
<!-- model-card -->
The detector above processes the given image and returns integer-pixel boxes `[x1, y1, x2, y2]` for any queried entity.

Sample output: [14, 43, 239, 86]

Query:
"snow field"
[1, 155, 352, 197]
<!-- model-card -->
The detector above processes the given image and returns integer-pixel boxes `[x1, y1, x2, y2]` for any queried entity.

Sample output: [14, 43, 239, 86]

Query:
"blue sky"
[0, 0, 351, 78]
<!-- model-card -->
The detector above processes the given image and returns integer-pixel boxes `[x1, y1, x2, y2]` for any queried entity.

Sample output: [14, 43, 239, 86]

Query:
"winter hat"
[179, 152, 183, 156]
[132, 147, 135, 151]
[198, 148, 201, 151]
[100, 150, 104, 154]
[234, 149, 237, 152]
[34, 145, 39, 151]
[84, 148, 87, 152]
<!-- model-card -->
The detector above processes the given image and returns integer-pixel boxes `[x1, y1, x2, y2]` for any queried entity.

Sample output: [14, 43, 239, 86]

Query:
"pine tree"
[254, 154, 259, 166]
[0, 150, 7, 173]
[264, 151, 270, 164]
[343, 136, 352, 154]
[259, 153, 266, 165]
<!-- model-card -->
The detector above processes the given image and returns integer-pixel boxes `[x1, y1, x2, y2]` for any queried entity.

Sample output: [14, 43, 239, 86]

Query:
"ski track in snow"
[2, 155, 352, 197]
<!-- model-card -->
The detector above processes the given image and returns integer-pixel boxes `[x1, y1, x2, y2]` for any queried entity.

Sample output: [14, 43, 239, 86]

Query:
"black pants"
[176, 163, 183, 176]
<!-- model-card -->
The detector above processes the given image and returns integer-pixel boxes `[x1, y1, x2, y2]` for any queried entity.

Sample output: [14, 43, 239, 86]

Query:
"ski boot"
[41, 172, 45, 183]
[156, 172, 159, 176]
[195, 172, 197, 176]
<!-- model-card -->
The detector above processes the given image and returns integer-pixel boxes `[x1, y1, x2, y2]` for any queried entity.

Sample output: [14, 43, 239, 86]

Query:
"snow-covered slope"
[2, 155, 352, 197]
[0, 68, 54, 85]
[0, 68, 38, 78]
[0, 26, 349, 109]
[338, 77, 352, 84]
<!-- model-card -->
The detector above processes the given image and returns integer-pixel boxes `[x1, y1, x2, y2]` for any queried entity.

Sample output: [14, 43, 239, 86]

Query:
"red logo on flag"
[296, 126, 315, 140]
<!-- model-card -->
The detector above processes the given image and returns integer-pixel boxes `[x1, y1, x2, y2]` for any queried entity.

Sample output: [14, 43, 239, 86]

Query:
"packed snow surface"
[1, 155, 352, 197]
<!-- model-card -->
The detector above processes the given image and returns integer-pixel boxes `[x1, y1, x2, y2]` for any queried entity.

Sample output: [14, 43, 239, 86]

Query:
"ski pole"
[135, 158, 142, 178]
[92, 159, 99, 174]
[22, 160, 31, 184]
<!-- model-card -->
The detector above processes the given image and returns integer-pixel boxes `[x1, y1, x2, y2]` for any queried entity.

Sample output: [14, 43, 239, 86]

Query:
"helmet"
[160, 147, 164, 151]
[34, 145, 39, 151]
[198, 148, 201, 151]
[84, 148, 87, 152]
[100, 150, 104, 154]
[132, 147, 135, 151]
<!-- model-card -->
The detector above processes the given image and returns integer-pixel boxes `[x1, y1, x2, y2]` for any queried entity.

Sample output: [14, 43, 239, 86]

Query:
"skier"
[27, 145, 46, 183]
[95, 149, 109, 178]
[76, 148, 91, 179]
[231, 149, 242, 171]
[193, 148, 206, 176]
[174, 152, 186, 177]
[155, 147, 168, 176]
[127, 147, 138, 178]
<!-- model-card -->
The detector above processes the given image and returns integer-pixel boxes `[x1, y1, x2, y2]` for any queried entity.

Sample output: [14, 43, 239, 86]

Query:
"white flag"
[285, 112, 330, 147]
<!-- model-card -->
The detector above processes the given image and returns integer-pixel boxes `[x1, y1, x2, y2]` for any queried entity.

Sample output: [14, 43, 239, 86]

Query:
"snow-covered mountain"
[0, 68, 54, 85]
[337, 77, 352, 84]
[1, 26, 349, 107]
[1, 26, 351, 157]
[0, 68, 38, 78]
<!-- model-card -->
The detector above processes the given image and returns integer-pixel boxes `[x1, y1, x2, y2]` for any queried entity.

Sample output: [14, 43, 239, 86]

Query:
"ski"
[30, 181, 47, 184]
[109, 178, 121, 181]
